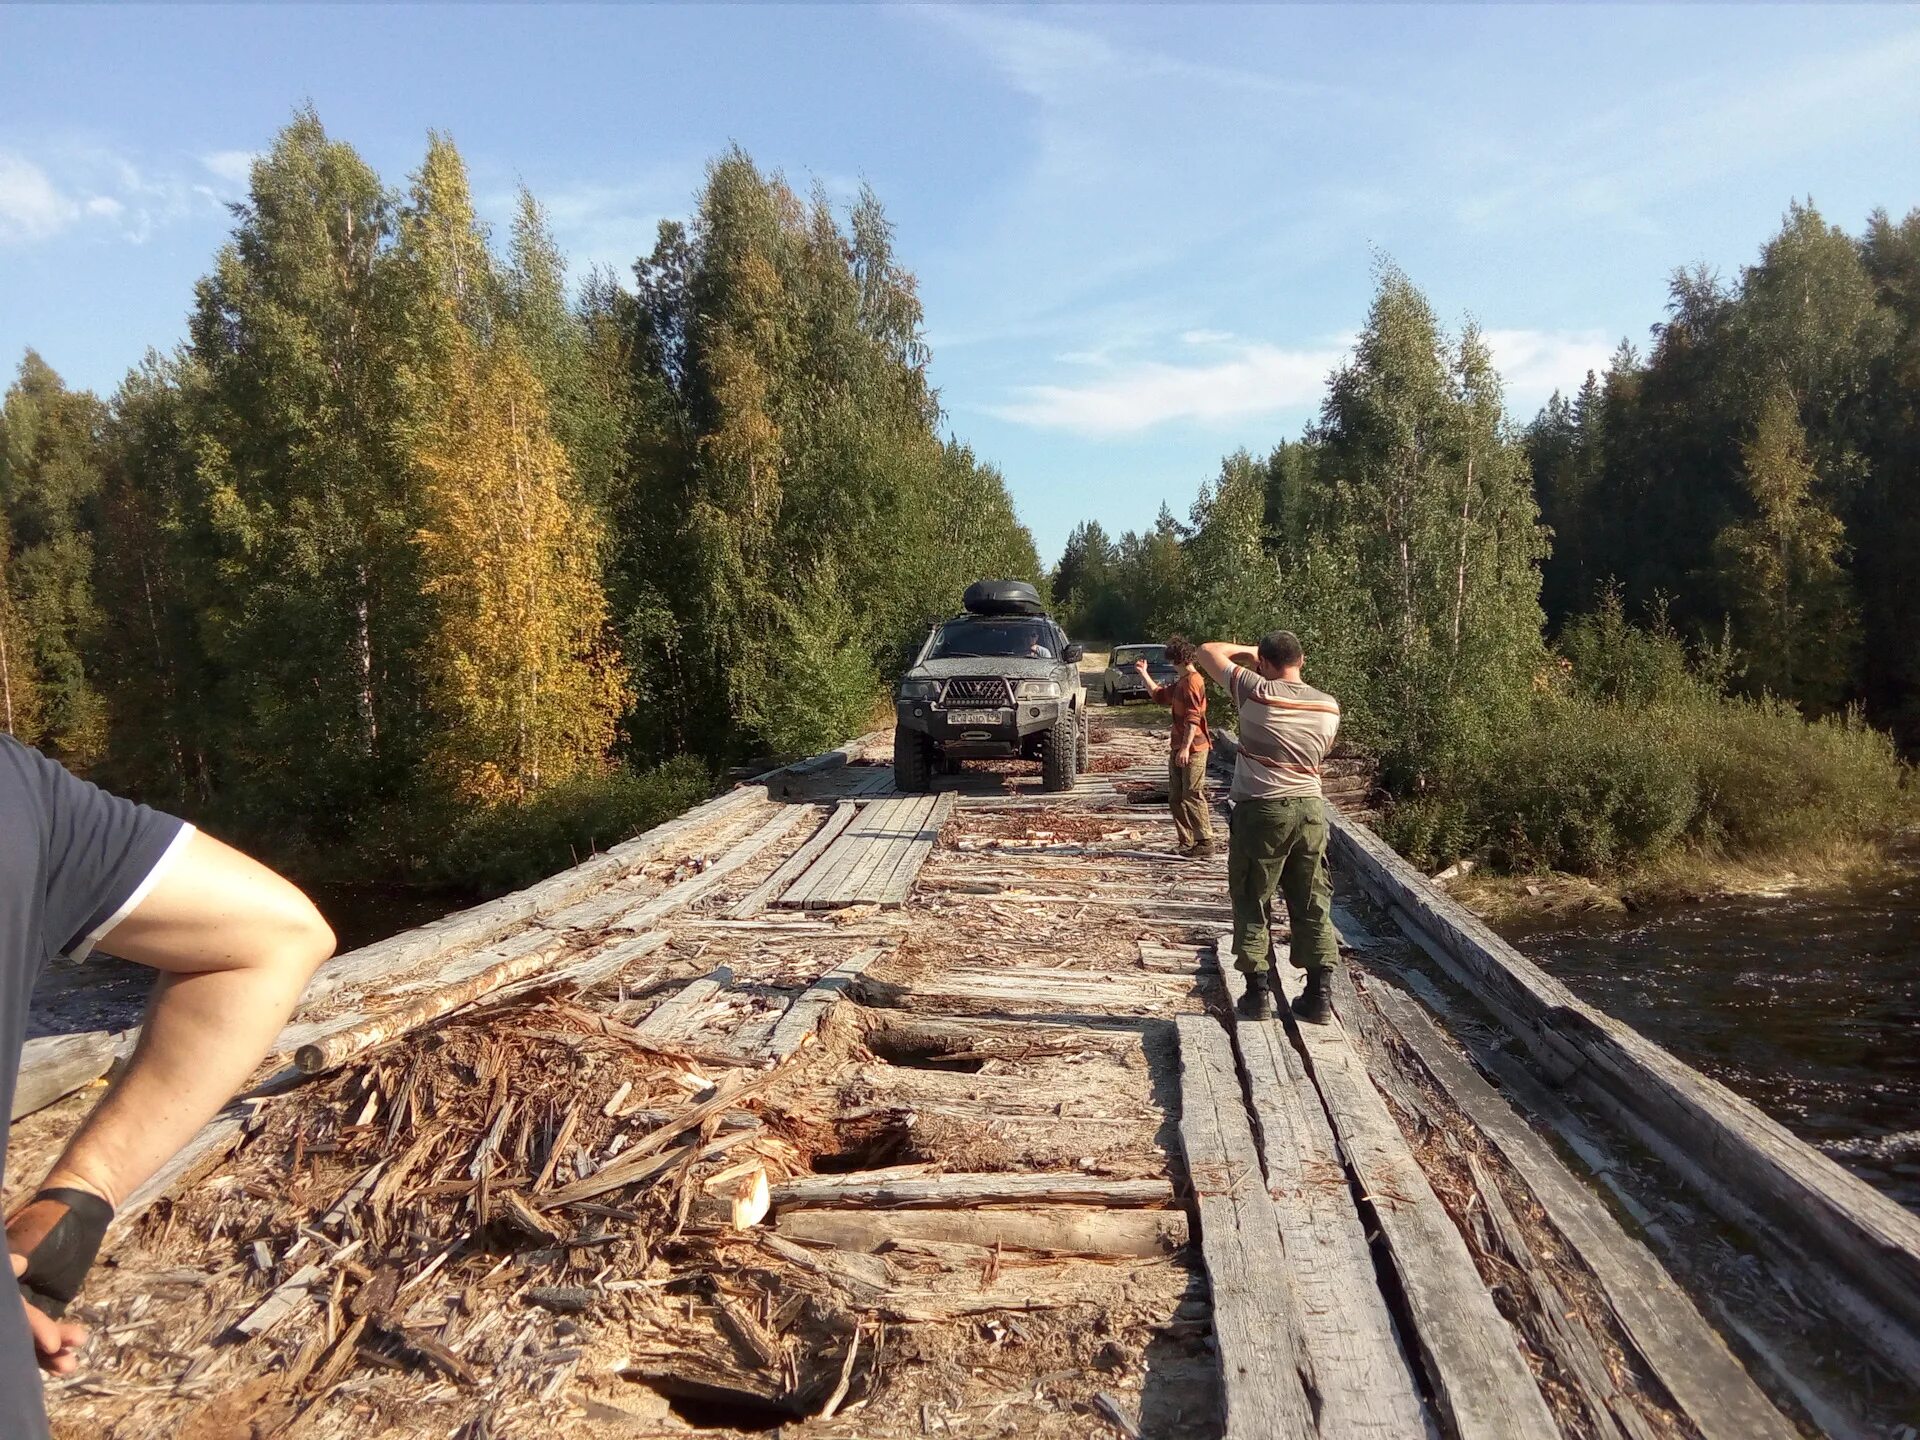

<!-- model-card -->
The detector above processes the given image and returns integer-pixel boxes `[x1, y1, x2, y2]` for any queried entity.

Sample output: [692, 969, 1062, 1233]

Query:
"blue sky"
[3, 5, 1917, 563]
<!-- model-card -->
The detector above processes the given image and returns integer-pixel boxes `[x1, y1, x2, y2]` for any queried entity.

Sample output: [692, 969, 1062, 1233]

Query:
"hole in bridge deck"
[863, 1031, 989, 1074]
[804, 1111, 922, 1174]
[663, 1392, 791, 1432]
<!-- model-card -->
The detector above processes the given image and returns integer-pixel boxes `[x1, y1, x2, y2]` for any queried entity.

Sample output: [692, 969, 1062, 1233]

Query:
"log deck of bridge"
[11, 717, 1915, 1438]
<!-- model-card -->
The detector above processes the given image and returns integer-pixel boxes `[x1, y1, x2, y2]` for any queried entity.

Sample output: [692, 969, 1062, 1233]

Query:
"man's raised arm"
[1193, 641, 1255, 688]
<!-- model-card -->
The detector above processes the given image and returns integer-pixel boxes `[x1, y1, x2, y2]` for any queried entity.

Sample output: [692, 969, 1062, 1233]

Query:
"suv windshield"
[1112, 645, 1168, 666]
[928, 617, 1057, 660]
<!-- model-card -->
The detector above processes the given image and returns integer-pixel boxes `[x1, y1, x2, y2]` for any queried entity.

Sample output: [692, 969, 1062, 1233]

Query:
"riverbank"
[1446, 834, 1913, 926]
[1478, 851, 1920, 1215]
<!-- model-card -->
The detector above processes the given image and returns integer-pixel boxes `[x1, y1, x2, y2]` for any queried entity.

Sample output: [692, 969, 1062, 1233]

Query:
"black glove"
[7, 1187, 113, 1318]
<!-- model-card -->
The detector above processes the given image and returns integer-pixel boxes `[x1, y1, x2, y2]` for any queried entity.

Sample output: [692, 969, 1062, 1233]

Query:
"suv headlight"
[1016, 679, 1062, 699]
[899, 678, 940, 701]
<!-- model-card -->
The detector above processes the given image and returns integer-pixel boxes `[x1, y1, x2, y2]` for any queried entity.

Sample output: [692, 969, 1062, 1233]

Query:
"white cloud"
[0, 154, 81, 242]
[991, 324, 1616, 436]
[1482, 329, 1615, 410]
[0, 145, 225, 246]
[201, 150, 258, 186]
[989, 336, 1346, 437]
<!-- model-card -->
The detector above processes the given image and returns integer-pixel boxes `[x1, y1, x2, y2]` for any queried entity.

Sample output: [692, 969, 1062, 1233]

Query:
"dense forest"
[1055, 211, 1916, 880]
[5, 113, 1912, 891]
[0, 110, 1039, 888]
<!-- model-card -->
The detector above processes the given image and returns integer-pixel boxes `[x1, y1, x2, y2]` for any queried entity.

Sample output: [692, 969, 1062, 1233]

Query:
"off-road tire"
[1040, 714, 1078, 792]
[1075, 707, 1089, 770]
[893, 728, 935, 793]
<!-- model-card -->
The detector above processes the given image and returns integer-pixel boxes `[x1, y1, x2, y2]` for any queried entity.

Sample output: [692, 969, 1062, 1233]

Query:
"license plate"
[947, 709, 1005, 726]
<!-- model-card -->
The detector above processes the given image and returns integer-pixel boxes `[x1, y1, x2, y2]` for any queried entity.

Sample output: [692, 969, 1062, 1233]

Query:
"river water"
[1498, 852, 1920, 1215]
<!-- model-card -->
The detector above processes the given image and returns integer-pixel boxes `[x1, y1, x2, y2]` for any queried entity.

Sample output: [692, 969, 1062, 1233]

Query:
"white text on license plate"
[948, 709, 1004, 726]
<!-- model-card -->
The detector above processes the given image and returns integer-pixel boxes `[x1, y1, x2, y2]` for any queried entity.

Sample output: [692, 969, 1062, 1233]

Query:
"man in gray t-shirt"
[2, 737, 335, 1437]
[1192, 631, 1342, 1026]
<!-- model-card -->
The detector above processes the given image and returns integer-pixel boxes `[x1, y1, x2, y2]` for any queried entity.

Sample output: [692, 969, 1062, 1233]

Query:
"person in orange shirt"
[1134, 635, 1214, 858]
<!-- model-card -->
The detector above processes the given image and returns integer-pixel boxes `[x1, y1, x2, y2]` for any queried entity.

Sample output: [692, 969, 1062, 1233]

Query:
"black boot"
[1291, 970, 1333, 1025]
[1235, 983, 1275, 1022]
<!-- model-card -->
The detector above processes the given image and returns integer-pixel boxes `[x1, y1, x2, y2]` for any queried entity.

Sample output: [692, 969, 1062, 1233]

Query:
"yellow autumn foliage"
[415, 333, 630, 802]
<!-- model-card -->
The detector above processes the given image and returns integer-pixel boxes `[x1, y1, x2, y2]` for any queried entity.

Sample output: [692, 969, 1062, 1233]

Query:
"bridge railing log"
[1210, 724, 1920, 1380]
[296, 731, 882, 1011]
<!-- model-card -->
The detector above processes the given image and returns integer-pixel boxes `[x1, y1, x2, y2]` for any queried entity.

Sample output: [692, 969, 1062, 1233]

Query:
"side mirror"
[1063, 642, 1085, 664]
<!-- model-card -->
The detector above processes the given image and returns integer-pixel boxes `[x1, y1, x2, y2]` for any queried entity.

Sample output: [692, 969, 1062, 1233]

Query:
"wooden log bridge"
[14, 715, 1915, 1438]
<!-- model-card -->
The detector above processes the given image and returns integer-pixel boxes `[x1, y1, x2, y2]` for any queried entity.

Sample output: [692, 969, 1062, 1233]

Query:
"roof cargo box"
[962, 579, 1047, 616]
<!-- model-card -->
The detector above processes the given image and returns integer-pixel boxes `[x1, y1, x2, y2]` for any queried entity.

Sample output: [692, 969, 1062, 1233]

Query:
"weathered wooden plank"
[779, 792, 956, 909]
[832, 795, 932, 906]
[1327, 806, 1920, 1374]
[1367, 983, 1797, 1440]
[1173, 1015, 1316, 1439]
[770, 1171, 1174, 1211]
[729, 802, 857, 919]
[609, 803, 818, 931]
[1271, 963, 1557, 1438]
[298, 787, 780, 1010]
[870, 791, 956, 905]
[293, 935, 575, 1073]
[631, 966, 733, 1043]
[858, 1013, 1142, 1065]
[777, 800, 886, 909]
[762, 948, 884, 1060]
[1214, 959, 1428, 1438]
[855, 964, 1195, 1020]
[844, 793, 938, 904]
[774, 1206, 1187, 1257]
[13, 1030, 126, 1120]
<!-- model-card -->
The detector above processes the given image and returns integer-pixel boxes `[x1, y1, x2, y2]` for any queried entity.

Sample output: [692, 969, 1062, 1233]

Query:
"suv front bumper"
[896, 698, 1066, 745]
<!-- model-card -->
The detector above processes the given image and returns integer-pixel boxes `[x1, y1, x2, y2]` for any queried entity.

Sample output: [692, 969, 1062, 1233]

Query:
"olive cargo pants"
[1169, 753, 1213, 850]
[1228, 795, 1339, 976]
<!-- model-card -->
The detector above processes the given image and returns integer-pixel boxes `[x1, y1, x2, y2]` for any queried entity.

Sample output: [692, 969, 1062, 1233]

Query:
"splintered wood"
[22, 720, 1804, 1438]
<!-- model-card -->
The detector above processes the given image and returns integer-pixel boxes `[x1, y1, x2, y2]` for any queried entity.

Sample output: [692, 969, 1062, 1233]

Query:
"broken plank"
[1173, 1015, 1315, 1439]
[1272, 963, 1557, 1439]
[631, 966, 733, 1043]
[774, 1206, 1187, 1257]
[1367, 983, 1797, 1440]
[1215, 958, 1427, 1438]
[729, 801, 858, 918]
[768, 1172, 1173, 1211]
[855, 964, 1195, 1020]
[762, 948, 884, 1059]
[293, 935, 575, 1073]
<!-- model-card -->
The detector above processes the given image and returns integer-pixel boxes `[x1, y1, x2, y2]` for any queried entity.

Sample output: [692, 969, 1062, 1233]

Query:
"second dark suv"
[893, 580, 1087, 792]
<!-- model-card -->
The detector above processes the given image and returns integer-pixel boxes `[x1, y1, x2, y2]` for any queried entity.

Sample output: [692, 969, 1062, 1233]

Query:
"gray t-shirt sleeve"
[17, 739, 192, 958]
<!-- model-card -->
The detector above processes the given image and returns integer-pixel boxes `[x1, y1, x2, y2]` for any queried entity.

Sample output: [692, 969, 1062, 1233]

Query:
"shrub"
[1686, 698, 1908, 856]
[431, 755, 713, 893]
[1557, 590, 1705, 709]
[1466, 698, 1700, 874]
[1402, 685, 1912, 878]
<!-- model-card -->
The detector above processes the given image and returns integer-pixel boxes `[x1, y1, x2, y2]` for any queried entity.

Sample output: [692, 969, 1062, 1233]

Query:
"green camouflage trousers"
[1228, 795, 1340, 976]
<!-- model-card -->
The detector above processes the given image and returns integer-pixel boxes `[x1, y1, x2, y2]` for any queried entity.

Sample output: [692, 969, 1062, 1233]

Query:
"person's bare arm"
[1133, 661, 1172, 704]
[34, 831, 334, 1209]
[1193, 641, 1252, 689]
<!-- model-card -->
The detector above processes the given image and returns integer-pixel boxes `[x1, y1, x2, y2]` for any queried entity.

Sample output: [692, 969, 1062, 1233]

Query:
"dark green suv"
[893, 581, 1087, 793]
